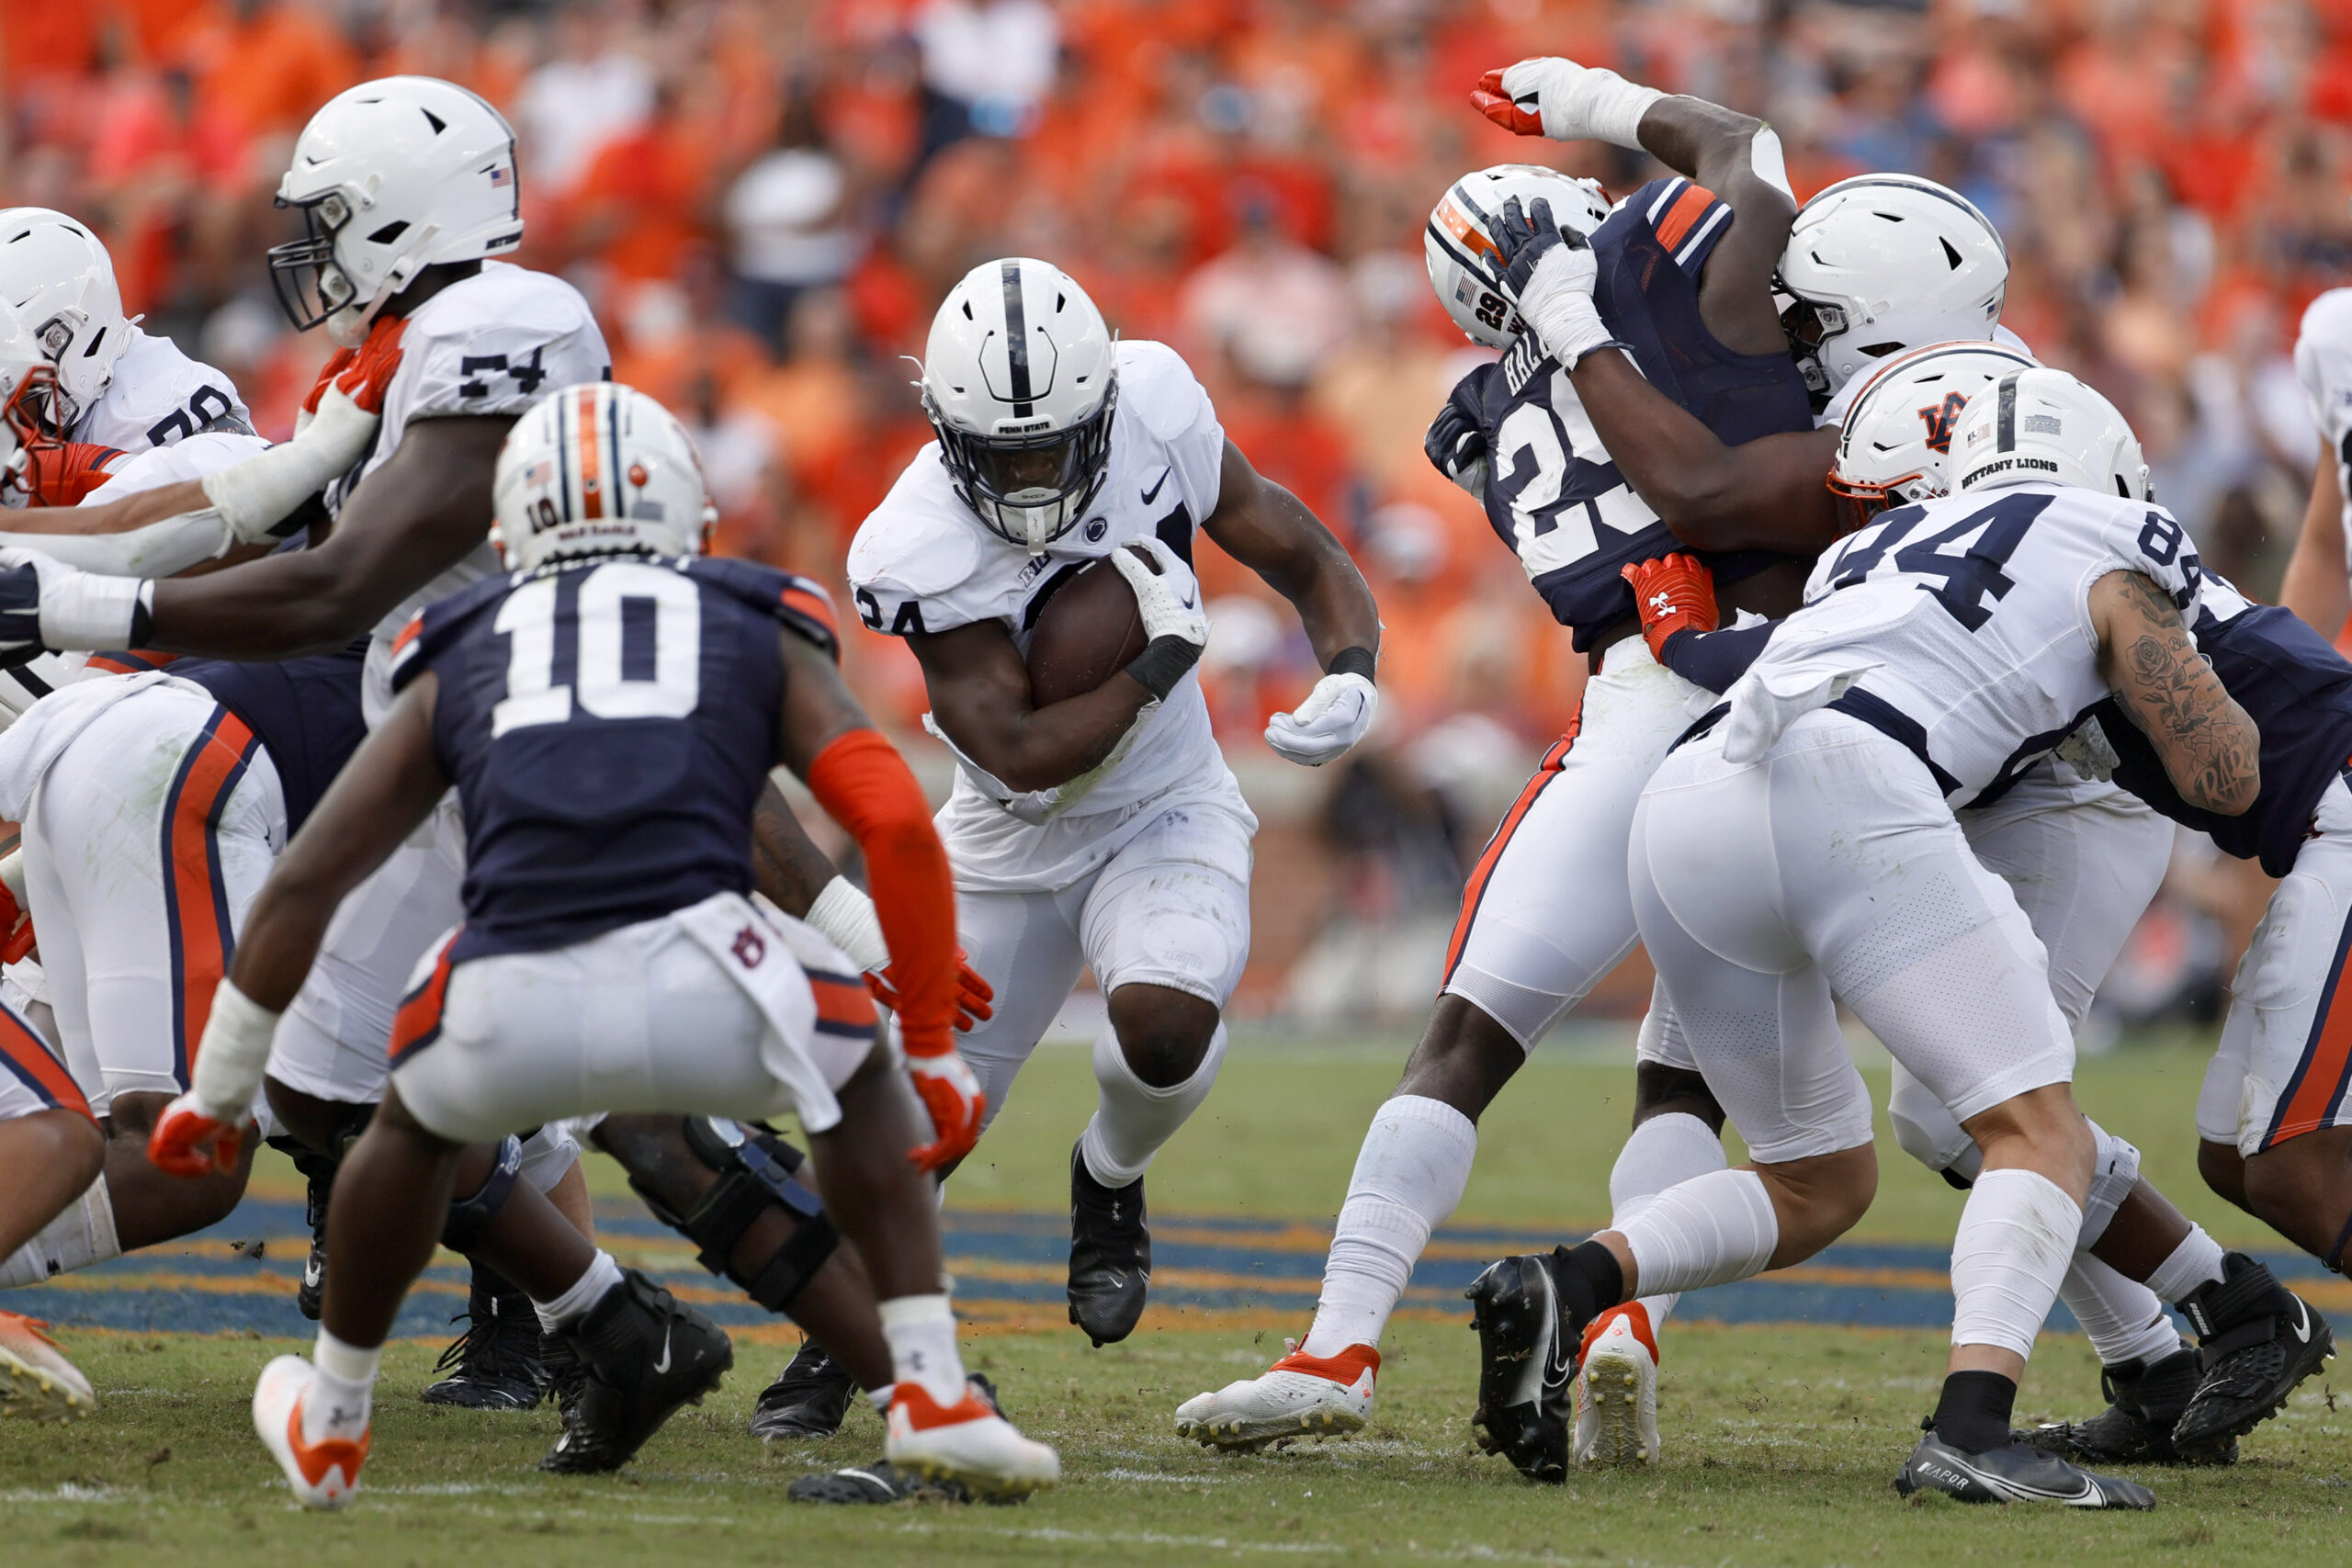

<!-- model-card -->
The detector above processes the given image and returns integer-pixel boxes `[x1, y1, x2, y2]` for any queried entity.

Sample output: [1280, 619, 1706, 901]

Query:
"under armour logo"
[731, 926, 766, 967]
[1645, 590, 1676, 615]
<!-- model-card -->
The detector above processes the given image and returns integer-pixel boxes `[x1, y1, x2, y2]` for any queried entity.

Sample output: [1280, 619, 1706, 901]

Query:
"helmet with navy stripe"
[1425, 164, 1613, 350]
[1951, 367, 2152, 502]
[1778, 174, 2008, 409]
[1828, 339, 2040, 530]
[492, 382, 715, 571]
[269, 76, 524, 346]
[921, 257, 1118, 551]
[0, 209, 128, 434]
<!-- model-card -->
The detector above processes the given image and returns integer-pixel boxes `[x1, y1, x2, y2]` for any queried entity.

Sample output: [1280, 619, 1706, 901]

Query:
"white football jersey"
[70, 328, 252, 451]
[323, 262, 608, 719]
[2296, 288, 2352, 584]
[848, 340, 1231, 829]
[1742, 480, 2204, 805]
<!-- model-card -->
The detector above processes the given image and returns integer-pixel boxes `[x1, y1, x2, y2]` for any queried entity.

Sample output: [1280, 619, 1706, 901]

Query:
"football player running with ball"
[844, 258, 1380, 1358]
[163, 383, 1056, 1507]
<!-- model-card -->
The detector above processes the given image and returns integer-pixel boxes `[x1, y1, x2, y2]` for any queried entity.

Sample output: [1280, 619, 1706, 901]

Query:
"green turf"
[9, 1029, 2346, 1564]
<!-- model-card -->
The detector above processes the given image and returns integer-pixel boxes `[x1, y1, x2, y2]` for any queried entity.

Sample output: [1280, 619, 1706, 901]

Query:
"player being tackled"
[153, 383, 1056, 1506]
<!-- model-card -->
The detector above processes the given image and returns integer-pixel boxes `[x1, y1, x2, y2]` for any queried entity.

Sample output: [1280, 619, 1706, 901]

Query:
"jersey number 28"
[492, 561, 699, 738]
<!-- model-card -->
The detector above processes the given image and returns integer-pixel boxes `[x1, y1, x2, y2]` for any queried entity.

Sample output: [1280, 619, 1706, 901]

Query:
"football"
[1024, 557, 1148, 706]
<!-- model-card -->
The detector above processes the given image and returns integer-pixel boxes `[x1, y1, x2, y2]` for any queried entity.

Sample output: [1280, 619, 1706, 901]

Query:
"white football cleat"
[253, 1355, 369, 1509]
[0, 1313, 94, 1422]
[885, 1383, 1060, 1498]
[1175, 1340, 1378, 1450]
[1573, 1303, 1659, 1468]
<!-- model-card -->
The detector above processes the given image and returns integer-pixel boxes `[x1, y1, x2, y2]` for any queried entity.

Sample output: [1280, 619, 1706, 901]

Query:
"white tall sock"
[306, 1328, 381, 1444]
[879, 1293, 967, 1405]
[1951, 1168, 2081, 1359]
[0, 1175, 119, 1288]
[1080, 1021, 1228, 1188]
[1300, 1095, 1477, 1358]
[2058, 1254, 2185, 1369]
[532, 1248, 624, 1333]
[1607, 1111, 1728, 1330]
[2143, 1225, 2227, 1305]
[1615, 1168, 1779, 1297]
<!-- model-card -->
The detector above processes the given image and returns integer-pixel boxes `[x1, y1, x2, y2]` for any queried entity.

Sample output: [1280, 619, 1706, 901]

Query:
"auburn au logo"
[1917, 391, 1971, 455]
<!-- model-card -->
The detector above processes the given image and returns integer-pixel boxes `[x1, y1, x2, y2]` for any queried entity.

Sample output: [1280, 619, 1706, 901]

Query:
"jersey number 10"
[492, 561, 701, 738]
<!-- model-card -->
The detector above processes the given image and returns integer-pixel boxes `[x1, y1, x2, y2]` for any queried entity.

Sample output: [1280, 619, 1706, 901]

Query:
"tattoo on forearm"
[2110, 573, 2257, 809]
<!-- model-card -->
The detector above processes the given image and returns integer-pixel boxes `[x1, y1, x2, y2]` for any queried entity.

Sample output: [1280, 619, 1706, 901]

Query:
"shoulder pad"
[687, 557, 842, 662]
[1113, 341, 1215, 441]
[390, 574, 507, 693]
[1616, 176, 1732, 276]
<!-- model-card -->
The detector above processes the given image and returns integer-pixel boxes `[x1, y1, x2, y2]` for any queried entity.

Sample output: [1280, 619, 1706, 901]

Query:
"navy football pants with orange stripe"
[16, 682, 278, 1118]
[2200, 775, 2352, 1156]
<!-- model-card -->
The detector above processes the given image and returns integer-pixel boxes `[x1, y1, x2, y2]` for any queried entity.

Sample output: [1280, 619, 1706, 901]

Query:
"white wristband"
[1576, 71, 1664, 150]
[40, 570, 150, 650]
[804, 875, 889, 974]
[1523, 251, 1619, 368]
[189, 977, 280, 1122]
[201, 385, 378, 545]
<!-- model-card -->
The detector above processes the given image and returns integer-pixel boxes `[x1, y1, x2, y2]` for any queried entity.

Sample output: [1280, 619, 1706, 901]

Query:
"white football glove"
[1266, 671, 1379, 767]
[1498, 57, 1664, 149]
[0, 547, 152, 660]
[1110, 538, 1209, 649]
[204, 385, 380, 546]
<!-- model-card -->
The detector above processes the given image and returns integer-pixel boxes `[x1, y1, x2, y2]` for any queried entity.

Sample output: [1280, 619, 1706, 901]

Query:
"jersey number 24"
[492, 561, 699, 738]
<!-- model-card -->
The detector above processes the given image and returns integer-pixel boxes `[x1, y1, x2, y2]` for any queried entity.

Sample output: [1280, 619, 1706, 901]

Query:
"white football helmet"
[1426, 165, 1614, 350]
[0, 298, 58, 500]
[1951, 367, 2153, 502]
[1778, 174, 2008, 408]
[269, 76, 524, 344]
[1828, 339, 2040, 529]
[921, 257, 1117, 550]
[492, 382, 715, 571]
[0, 208, 129, 434]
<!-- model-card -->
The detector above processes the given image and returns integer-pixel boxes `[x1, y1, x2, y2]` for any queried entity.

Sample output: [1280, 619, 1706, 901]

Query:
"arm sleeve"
[1660, 617, 1779, 694]
[0, 508, 235, 579]
[805, 728, 957, 1053]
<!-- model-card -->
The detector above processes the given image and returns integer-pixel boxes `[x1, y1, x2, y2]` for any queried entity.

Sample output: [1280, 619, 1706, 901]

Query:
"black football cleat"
[297, 1169, 331, 1322]
[1895, 1427, 2154, 1508]
[539, 1269, 732, 1473]
[787, 1459, 971, 1505]
[1464, 1252, 1577, 1483]
[2015, 1345, 2233, 1465]
[541, 1329, 588, 1423]
[1068, 1143, 1150, 1347]
[2172, 1252, 2335, 1459]
[750, 1339, 859, 1441]
[419, 1264, 548, 1411]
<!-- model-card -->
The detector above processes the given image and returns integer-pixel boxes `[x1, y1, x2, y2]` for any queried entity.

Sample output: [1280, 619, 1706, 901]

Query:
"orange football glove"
[903, 1038, 986, 1174]
[300, 315, 408, 419]
[148, 1092, 246, 1179]
[1621, 554, 1718, 662]
[1471, 68, 1545, 136]
[867, 948, 994, 1032]
[17, 441, 128, 507]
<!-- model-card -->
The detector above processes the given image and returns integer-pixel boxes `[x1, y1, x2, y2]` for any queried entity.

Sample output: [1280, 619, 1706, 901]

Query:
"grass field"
[5, 1031, 2348, 1566]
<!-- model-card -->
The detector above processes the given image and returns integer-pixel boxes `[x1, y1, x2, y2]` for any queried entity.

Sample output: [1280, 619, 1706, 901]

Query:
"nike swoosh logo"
[1141, 468, 1170, 505]
[652, 1323, 673, 1375]
[2291, 1301, 2312, 1343]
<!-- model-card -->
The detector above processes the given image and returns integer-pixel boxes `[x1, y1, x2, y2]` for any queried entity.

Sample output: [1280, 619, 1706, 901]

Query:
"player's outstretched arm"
[1201, 439, 1383, 764]
[907, 613, 1163, 794]
[2278, 452, 2348, 639]
[148, 676, 451, 1177]
[2091, 570, 2260, 816]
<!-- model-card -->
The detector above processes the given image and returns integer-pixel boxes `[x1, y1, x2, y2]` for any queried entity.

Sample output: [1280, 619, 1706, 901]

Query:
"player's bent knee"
[604, 1114, 839, 1312]
[16, 1106, 106, 1190]
[1756, 1144, 1878, 1255]
[2199, 1137, 2249, 1210]
[1393, 995, 1525, 1117]
[263, 1077, 376, 1161]
[1631, 1064, 1724, 1134]
[441, 1134, 525, 1252]
[1106, 984, 1222, 1089]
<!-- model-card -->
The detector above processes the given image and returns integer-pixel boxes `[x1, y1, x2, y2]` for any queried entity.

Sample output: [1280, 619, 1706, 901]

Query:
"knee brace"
[626, 1117, 838, 1312]
[441, 1134, 524, 1252]
[2077, 1119, 2143, 1248]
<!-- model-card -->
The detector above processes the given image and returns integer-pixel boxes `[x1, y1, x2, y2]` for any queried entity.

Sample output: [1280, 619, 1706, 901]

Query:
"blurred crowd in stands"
[5, 0, 2347, 1021]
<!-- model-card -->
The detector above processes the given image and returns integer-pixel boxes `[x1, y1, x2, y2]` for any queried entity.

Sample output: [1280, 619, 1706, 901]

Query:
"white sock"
[1608, 1111, 1727, 1331]
[1079, 1021, 1228, 1188]
[1616, 1168, 1779, 1297]
[1951, 1168, 2081, 1359]
[879, 1293, 967, 1406]
[533, 1249, 623, 1332]
[2058, 1254, 2186, 1369]
[1300, 1095, 1477, 1358]
[0, 1175, 119, 1288]
[2143, 1225, 2228, 1305]
[306, 1328, 381, 1443]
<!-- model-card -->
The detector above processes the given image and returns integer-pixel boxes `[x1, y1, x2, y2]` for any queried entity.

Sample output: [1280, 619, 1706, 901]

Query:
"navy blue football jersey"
[1445, 176, 1815, 649]
[173, 643, 369, 835]
[390, 554, 841, 962]
[2093, 576, 2352, 876]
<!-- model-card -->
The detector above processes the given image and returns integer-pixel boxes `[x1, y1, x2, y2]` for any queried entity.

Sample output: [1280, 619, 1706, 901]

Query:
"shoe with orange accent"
[1173, 1339, 1378, 1450]
[884, 1382, 1059, 1497]
[253, 1355, 368, 1509]
[1572, 1303, 1659, 1468]
[0, 1313, 94, 1422]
